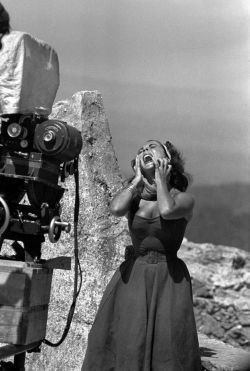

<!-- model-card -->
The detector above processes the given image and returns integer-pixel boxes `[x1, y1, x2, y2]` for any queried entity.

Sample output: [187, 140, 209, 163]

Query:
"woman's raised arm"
[110, 156, 142, 217]
[153, 156, 194, 221]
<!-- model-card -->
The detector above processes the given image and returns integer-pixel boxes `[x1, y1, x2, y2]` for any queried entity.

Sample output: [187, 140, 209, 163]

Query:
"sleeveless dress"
[82, 211, 202, 371]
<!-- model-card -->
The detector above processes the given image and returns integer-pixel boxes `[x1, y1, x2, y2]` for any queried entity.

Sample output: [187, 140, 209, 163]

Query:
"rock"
[199, 313, 225, 339]
[199, 333, 250, 371]
[239, 312, 250, 326]
[192, 278, 214, 298]
[24, 91, 129, 371]
[179, 240, 250, 351]
[232, 254, 246, 269]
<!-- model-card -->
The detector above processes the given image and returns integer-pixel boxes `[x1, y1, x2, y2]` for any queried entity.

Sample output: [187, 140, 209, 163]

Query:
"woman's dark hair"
[164, 141, 191, 192]
[130, 140, 192, 192]
[0, 3, 10, 33]
[0, 3, 10, 50]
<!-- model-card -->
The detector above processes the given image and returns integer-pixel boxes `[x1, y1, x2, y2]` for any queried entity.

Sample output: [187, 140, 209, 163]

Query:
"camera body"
[0, 31, 82, 261]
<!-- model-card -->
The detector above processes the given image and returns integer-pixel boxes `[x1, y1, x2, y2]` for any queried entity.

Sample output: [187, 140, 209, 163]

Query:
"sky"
[2, 0, 250, 185]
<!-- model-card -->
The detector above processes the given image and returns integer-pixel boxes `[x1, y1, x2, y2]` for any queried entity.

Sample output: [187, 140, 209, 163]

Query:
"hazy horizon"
[2, 0, 250, 185]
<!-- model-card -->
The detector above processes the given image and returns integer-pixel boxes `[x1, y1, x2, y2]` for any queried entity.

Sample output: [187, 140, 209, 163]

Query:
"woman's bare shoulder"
[171, 188, 195, 207]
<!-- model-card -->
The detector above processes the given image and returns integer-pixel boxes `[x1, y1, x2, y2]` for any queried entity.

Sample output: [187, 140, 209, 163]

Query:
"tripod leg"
[14, 352, 25, 371]
[23, 237, 42, 262]
[11, 241, 25, 261]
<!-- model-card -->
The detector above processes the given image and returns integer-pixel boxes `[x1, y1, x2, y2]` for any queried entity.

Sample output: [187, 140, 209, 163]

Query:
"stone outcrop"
[23, 91, 131, 371]
[198, 333, 250, 371]
[179, 240, 250, 351]
[2, 91, 248, 370]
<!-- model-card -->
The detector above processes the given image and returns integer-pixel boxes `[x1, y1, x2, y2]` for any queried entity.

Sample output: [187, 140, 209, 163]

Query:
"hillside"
[186, 183, 250, 252]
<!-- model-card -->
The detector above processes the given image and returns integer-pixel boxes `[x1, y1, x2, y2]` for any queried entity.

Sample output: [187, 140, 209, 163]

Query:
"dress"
[82, 211, 202, 371]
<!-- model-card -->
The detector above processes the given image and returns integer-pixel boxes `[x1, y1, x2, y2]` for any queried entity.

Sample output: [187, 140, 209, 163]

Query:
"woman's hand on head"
[132, 155, 144, 186]
[152, 156, 172, 184]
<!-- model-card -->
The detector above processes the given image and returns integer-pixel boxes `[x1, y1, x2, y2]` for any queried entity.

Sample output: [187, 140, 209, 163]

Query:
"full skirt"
[82, 254, 202, 371]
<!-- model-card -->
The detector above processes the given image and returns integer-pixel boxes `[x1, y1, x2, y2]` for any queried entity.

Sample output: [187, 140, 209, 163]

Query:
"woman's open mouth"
[143, 154, 153, 164]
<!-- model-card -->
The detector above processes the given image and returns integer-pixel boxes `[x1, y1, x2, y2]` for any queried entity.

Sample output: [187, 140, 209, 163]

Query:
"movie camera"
[0, 31, 83, 371]
[0, 28, 85, 371]
[0, 31, 82, 262]
[0, 113, 82, 260]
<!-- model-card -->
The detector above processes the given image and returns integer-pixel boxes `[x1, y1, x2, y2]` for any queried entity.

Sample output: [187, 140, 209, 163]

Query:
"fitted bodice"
[129, 213, 187, 256]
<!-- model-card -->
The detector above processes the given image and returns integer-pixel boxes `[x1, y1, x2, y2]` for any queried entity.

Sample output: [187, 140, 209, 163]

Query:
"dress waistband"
[125, 246, 177, 263]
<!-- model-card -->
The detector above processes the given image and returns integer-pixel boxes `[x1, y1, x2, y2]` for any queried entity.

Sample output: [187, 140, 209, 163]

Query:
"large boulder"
[25, 91, 130, 371]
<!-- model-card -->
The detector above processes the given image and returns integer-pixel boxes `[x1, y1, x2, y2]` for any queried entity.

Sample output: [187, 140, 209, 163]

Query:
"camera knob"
[43, 130, 56, 143]
[48, 216, 62, 243]
[7, 123, 22, 138]
[48, 216, 71, 243]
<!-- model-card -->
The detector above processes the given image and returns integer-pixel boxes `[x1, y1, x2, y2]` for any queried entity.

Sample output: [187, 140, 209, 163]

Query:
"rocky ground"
[179, 239, 250, 351]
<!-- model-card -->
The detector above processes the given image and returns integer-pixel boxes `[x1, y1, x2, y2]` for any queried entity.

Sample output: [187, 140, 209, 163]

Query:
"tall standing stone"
[25, 91, 130, 371]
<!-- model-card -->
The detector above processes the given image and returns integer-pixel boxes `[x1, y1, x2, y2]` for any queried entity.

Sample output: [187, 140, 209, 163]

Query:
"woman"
[82, 140, 202, 371]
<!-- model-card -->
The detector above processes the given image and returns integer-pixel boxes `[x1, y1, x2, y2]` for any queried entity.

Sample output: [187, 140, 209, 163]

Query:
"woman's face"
[137, 140, 166, 171]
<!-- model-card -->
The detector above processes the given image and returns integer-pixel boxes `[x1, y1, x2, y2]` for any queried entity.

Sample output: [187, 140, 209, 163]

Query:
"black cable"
[43, 156, 82, 347]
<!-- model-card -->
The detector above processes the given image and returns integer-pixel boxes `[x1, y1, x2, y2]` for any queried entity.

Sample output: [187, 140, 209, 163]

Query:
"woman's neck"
[140, 174, 157, 201]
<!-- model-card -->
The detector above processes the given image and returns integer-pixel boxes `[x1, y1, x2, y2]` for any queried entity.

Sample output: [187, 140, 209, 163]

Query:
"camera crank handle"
[0, 196, 10, 235]
[48, 216, 71, 243]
